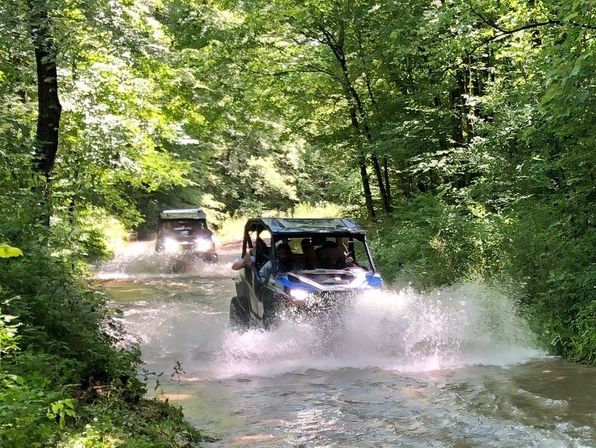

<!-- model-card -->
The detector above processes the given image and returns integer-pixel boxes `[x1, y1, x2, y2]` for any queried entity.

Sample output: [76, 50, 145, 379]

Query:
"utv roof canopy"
[159, 208, 207, 220]
[244, 218, 366, 236]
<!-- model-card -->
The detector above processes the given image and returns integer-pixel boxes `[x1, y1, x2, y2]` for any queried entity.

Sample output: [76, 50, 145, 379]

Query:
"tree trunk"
[371, 154, 391, 211]
[356, 29, 394, 211]
[345, 76, 391, 213]
[347, 102, 376, 219]
[355, 28, 382, 121]
[383, 155, 391, 204]
[28, 0, 62, 224]
[450, 68, 465, 146]
[327, 24, 391, 213]
[464, 56, 474, 142]
[434, 96, 448, 151]
[317, 23, 378, 218]
[359, 154, 376, 220]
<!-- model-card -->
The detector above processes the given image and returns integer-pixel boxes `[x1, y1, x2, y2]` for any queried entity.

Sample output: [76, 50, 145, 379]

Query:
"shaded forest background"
[0, 0, 594, 445]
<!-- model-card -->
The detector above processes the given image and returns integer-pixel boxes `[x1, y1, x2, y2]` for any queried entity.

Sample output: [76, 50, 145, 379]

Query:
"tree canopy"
[1, 0, 594, 360]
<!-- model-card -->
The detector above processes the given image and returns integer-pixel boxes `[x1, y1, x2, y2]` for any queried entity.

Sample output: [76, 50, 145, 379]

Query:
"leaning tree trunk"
[317, 24, 376, 218]
[343, 72, 391, 214]
[348, 103, 376, 220]
[319, 22, 390, 216]
[337, 49, 391, 214]
[358, 154, 376, 220]
[347, 104, 376, 219]
[348, 97, 377, 219]
[383, 155, 391, 205]
[28, 0, 62, 226]
[356, 28, 393, 209]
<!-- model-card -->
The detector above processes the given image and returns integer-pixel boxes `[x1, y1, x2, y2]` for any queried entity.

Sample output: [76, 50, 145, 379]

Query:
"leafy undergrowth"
[0, 244, 203, 447]
[0, 370, 202, 448]
[54, 397, 202, 448]
[369, 195, 595, 365]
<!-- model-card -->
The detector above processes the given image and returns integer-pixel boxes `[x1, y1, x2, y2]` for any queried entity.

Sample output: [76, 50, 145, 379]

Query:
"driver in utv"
[258, 243, 300, 283]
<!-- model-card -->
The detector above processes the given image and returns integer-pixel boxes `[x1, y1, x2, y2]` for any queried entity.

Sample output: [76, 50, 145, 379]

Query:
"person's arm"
[231, 253, 252, 271]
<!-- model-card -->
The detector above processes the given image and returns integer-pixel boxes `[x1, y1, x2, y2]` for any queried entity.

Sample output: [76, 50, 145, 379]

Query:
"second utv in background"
[155, 208, 218, 262]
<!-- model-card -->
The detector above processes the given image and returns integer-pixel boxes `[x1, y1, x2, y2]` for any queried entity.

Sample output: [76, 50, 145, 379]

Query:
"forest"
[1, 0, 594, 446]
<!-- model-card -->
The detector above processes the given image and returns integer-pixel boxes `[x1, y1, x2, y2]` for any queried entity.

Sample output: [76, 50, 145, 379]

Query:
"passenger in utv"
[258, 243, 300, 282]
[254, 237, 270, 268]
[232, 236, 270, 271]
[300, 238, 317, 270]
[316, 240, 345, 269]
[316, 240, 354, 269]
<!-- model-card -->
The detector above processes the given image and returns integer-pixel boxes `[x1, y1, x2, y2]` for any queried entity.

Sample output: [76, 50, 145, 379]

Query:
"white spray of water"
[95, 240, 235, 280]
[102, 244, 545, 379]
[212, 282, 545, 378]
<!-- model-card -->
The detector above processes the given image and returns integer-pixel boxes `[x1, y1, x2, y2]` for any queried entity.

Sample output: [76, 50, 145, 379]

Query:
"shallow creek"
[98, 243, 595, 447]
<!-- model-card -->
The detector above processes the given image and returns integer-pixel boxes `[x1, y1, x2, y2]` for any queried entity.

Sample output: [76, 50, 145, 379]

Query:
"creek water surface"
[98, 242, 595, 447]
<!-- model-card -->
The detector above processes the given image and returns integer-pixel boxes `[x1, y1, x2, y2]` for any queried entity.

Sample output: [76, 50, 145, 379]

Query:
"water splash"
[212, 282, 544, 378]
[95, 240, 236, 280]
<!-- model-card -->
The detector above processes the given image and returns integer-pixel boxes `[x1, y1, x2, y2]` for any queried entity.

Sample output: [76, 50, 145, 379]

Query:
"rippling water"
[99, 242, 595, 447]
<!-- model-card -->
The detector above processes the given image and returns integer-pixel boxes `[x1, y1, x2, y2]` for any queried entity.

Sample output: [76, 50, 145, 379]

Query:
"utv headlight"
[164, 238, 180, 253]
[289, 288, 310, 304]
[194, 238, 212, 252]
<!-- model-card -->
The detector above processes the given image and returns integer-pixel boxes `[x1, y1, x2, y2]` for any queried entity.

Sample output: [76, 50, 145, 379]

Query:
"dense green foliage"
[176, 0, 593, 361]
[0, 1, 594, 443]
[0, 246, 201, 446]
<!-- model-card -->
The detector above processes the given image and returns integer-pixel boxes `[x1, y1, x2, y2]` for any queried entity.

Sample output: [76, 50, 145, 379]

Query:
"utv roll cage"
[158, 208, 208, 226]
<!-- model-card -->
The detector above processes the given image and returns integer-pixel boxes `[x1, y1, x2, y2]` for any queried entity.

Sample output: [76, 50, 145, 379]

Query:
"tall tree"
[28, 0, 61, 223]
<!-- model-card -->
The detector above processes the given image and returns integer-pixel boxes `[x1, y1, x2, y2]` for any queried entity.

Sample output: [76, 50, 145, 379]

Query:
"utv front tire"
[229, 296, 249, 330]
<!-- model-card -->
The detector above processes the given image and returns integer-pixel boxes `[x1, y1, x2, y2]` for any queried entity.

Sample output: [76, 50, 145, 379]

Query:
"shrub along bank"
[369, 194, 595, 365]
[0, 244, 202, 448]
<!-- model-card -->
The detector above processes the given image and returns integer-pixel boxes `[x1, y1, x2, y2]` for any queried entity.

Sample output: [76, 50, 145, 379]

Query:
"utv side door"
[237, 230, 266, 320]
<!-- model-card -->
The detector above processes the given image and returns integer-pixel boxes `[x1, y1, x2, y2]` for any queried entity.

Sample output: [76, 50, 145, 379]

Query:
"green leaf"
[0, 243, 23, 258]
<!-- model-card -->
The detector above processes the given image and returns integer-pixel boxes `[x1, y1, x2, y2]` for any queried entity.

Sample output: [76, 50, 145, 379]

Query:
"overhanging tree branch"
[466, 0, 596, 44]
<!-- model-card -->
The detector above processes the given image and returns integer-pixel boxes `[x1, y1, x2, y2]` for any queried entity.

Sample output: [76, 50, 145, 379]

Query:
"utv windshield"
[160, 219, 209, 235]
[273, 235, 374, 272]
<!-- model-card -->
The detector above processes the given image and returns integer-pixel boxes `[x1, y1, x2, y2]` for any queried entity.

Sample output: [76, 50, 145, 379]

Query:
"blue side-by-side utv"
[230, 218, 383, 329]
